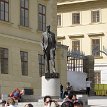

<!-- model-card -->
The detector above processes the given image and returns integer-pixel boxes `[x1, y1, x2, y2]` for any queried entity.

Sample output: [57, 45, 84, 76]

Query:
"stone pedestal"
[41, 76, 60, 98]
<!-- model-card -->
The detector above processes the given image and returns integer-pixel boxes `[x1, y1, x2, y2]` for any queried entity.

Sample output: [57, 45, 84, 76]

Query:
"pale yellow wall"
[57, 0, 107, 65]
[0, 33, 41, 96]
[0, 0, 63, 96]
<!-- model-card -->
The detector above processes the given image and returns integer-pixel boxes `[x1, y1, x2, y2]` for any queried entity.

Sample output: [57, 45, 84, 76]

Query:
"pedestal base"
[42, 76, 60, 98]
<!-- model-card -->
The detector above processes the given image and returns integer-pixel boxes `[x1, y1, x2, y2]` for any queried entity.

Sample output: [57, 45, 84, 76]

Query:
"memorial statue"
[42, 25, 56, 74]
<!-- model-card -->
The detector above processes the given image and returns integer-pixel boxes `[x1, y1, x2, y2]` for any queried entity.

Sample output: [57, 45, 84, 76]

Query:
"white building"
[57, 0, 107, 84]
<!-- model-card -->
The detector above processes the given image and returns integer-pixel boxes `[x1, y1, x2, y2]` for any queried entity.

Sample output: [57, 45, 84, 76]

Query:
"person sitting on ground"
[9, 88, 24, 102]
[44, 95, 59, 107]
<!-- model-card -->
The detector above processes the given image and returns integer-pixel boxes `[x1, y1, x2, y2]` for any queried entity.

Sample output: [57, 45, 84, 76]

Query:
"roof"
[57, 0, 97, 5]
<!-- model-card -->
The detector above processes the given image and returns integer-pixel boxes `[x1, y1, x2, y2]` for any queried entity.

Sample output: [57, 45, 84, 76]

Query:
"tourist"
[74, 101, 83, 107]
[86, 78, 92, 96]
[61, 93, 74, 107]
[66, 82, 73, 94]
[24, 104, 33, 107]
[63, 89, 68, 99]
[44, 95, 59, 107]
[60, 83, 63, 99]
[72, 94, 78, 103]
[0, 100, 6, 107]
[9, 88, 24, 102]
[5, 97, 16, 107]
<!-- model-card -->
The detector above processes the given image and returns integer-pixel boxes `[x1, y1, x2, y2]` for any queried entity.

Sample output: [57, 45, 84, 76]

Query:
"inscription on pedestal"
[45, 73, 59, 78]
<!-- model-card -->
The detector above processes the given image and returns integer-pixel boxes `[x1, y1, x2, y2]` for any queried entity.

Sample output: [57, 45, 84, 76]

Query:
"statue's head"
[47, 25, 50, 32]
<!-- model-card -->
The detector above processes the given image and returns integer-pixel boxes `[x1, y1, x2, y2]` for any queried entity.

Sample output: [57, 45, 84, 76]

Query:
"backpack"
[61, 101, 74, 107]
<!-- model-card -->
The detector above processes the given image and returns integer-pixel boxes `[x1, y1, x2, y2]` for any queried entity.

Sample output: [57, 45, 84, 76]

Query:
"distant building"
[57, 0, 107, 84]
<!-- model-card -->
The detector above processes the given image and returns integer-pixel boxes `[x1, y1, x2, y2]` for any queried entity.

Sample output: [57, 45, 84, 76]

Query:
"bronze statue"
[42, 25, 56, 74]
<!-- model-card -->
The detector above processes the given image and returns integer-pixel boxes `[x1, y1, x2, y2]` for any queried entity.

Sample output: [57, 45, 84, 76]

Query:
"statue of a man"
[42, 25, 56, 73]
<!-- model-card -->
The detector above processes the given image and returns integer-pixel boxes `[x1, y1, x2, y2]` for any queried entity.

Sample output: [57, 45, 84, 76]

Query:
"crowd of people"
[0, 93, 83, 107]
[0, 79, 91, 107]
[44, 93, 83, 107]
[0, 97, 33, 107]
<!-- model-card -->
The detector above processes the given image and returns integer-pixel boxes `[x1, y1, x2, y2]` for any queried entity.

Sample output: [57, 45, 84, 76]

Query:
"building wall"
[57, 0, 107, 84]
[0, 0, 64, 96]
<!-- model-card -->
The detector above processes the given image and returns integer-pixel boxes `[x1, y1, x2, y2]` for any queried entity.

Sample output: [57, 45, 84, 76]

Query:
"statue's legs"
[45, 48, 50, 73]
[47, 56, 50, 73]
[50, 49, 56, 72]
[50, 59, 56, 73]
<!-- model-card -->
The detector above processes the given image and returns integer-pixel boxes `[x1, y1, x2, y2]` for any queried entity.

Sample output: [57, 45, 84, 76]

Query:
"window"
[72, 40, 80, 51]
[94, 71, 101, 84]
[38, 54, 45, 77]
[0, 0, 9, 21]
[67, 56, 83, 72]
[57, 14, 61, 27]
[38, 4, 46, 31]
[0, 48, 8, 74]
[57, 40, 63, 45]
[20, 51, 28, 76]
[20, 0, 29, 27]
[92, 39, 100, 56]
[91, 10, 100, 23]
[72, 13, 80, 24]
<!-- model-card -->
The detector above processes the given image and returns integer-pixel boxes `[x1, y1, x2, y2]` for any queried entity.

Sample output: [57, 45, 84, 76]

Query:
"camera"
[49, 100, 56, 102]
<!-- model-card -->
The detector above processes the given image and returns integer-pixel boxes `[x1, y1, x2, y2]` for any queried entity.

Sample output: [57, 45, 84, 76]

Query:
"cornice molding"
[88, 32, 104, 37]
[69, 34, 84, 39]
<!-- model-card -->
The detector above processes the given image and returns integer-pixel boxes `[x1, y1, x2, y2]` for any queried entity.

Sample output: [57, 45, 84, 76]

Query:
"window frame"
[38, 4, 46, 32]
[72, 12, 80, 25]
[0, 0, 9, 21]
[57, 14, 62, 27]
[91, 38, 100, 57]
[72, 40, 80, 51]
[0, 47, 8, 74]
[91, 10, 100, 23]
[20, 0, 29, 27]
[94, 71, 101, 84]
[38, 54, 45, 77]
[20, 51, 28, 76]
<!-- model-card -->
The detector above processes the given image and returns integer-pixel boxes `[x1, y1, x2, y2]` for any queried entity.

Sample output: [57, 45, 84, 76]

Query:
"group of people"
[61, 77, 92, 100]
[0, 79, 91, 107]
[0, 97, 33, 107]
[0, 94, 83, 107]
[44, 93, 83, 107]
[60, 82, 73, 99]
[0, 88, 25, 107]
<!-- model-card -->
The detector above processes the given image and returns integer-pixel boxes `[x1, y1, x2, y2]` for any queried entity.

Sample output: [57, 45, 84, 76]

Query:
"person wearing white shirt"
[86, 78, 92, 96]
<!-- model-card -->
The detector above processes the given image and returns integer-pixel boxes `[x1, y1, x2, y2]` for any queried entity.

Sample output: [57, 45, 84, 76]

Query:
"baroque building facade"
[0, 0, 68, 96]
[57, 0, 107, 84]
